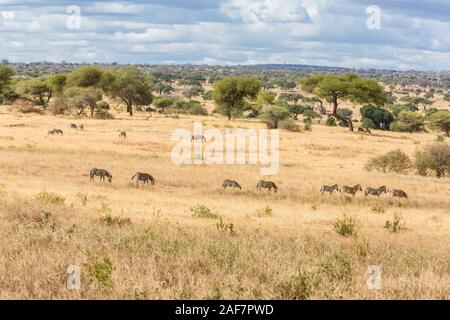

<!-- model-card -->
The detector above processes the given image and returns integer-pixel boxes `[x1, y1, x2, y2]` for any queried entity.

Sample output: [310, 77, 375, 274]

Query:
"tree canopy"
[213, 77, 261, 120]
[300, 73, 387, 131]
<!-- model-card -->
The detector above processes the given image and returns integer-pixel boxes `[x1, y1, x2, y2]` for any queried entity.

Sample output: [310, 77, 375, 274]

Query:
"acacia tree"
[213, 77, 261, 120]
[0, 64, 15, 98]
[16, 78, 53, 107]
[300, 73, 387, 131]
[102, 67, 153, 116]
[65, 87, 102, 117]
[429, 111, 450, 136]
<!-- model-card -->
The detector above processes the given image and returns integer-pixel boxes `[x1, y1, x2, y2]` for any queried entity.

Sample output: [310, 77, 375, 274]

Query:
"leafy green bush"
[390, 111, 425, 133]
[279, 118, 301, 132]
[333, 215, 357, 237]
[365, 149, 412, 174]
[96, 101, 110, 110]
[385, 213, 406, 233]
[259, 105, 291, 129]
[190, 204, 219, 219]
[415, 142, 450, 178]
[325, 117, 337, 126]
[83, 256, 114, 288]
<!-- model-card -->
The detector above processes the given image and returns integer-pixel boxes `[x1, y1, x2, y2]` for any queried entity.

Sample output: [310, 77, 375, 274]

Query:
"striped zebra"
[131, 172, 155, 186]
[79, 124, 85, 131]
[256, 180, 278, 193]
[90, 168, 112, 183]
[48, 129, 63, 135]
[340, 184, 363, 197]
[69, 124, 78, 130]
[365, 186, 387, 197]
[222, 179, 242, 190]
[389, 189, 408, 198]
[320, 184, 339, 195]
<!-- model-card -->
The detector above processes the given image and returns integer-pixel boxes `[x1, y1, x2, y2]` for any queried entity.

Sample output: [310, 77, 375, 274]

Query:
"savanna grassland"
[0, 108, 449, 300]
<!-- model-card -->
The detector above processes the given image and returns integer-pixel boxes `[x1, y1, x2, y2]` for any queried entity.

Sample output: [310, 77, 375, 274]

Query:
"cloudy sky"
[0, 0, 449, 70]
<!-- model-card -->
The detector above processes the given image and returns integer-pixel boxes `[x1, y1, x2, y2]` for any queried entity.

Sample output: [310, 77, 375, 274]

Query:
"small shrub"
[216, 216, 235, 235]
[385, 212, 406, 233]
[95, 109, 114, 119]
[371, 203, 386, 214]
[279, 118, 301, 132]
[365, 149, 412, 174]
[325, 117, 337, 126]
[256, 205, 273, 217]
[100, 214, 132, 227]
[83, 256, 113, 288]
[96, 101, 110, 110]
[35, 191, 65, 206]
[190, 204, 219, 219]
[277, 272, 312, 300]
[436, 135, 445, 142]
[333, 215, 357, 237]
[76, 192, 88, 206]
[415, 142, 450, 178]
[304, 122, 312, 132]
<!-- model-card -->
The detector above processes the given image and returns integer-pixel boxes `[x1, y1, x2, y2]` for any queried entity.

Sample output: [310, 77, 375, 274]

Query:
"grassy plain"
[0, 108, 449, 299]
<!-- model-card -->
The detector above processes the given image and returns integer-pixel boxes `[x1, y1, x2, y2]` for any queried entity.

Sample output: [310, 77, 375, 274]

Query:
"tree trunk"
[330, 96, 354, 132]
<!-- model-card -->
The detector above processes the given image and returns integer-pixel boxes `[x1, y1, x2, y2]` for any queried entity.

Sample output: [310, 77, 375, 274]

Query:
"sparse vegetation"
[365, 150, 412, 174]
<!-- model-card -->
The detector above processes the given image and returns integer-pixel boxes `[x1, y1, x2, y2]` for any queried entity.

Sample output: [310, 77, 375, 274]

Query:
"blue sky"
[0, 0, 449, 70]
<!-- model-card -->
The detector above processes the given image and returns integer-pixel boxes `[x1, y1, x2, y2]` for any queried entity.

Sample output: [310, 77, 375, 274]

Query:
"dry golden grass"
[0, 108, 449, 299]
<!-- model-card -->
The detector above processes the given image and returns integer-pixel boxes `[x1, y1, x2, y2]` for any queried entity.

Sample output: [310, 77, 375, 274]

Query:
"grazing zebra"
[358, 127, 366, 133]
[48, 129, 63, 135]
[365, 186, 387, 197]
[90, 168, 112, 183]
[222, 179, 242, 190]
[131, 172, 155, 186]
[256, 180, 278, 193]
[191, 135, 206, 142]
[320, 184, 339, 195]
[79, 124, 84, 131]
[119, 131, 127, 139]
[389, 189, 408, 198]
[69, 124, 78, 130]
[340, 184, 363, 197]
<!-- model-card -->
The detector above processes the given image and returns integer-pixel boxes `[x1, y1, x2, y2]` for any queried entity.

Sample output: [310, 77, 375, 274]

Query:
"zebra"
[79, 124, 85, 131]
[69, 124, 78, 130]
[48, 129, 63, 135]
[90, 168, 112, 183]
[320, 184, 339, 195]
[191, 135, 206, 142]
[119, 131, 127, 139]
[131, 172, 155, 186]
[222, 179, 242, 190]
[340, 184, 363, 197]
[365, 186, 387, 197]
[389, 189, 408, 198]
[358, 127, 372, 135]
[256, 180, 278, 193]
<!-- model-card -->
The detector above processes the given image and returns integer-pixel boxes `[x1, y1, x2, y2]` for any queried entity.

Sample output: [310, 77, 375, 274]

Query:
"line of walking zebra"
[320, 183, 408, 198]
[89, 169, 407, 198]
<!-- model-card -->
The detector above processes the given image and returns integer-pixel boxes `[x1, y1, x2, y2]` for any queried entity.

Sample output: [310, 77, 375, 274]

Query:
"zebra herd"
[320, 184, 408, 198]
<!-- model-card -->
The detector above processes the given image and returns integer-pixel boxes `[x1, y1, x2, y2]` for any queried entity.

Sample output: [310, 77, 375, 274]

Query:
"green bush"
[190, 204, 219, 219]
[390, 111, 425, 133]
[259, 105, 291, 129]
[188, 103, 208, 116]
[415, 142, 450, 178]
[325, 117, 337, 126]
[385, 213, 406, 233]
[365, 149, 412, 174]
[333, 215, 357, 237]
[83, 256, 114, 288]
[279, 118, 301, 132]
[96, 101, 110, 110]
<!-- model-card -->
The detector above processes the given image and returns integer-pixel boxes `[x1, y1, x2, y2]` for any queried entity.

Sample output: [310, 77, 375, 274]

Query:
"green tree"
[428, 110, 450, 136]
[0, 64, 15, 99]
[259, 105, 290, 129]
[65, 87, 102, 117]
[16, 78, 53, 107]
[288, 105, 304, 120]
[300, 73, 387, 131]
[360, 105, 394, 130]
[67, 66, 103, 88]
[102, 67, 153, 116]
[390, 111, 425, 133]
[213, 77, 261, 120]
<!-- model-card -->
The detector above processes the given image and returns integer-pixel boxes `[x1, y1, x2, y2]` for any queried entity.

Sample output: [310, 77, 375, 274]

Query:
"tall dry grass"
[0, 110, 449, 299]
